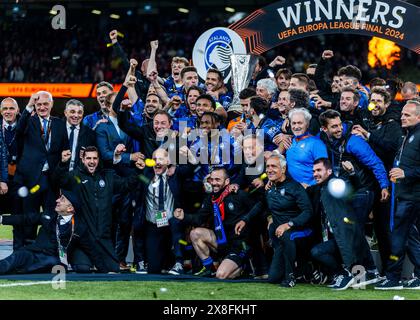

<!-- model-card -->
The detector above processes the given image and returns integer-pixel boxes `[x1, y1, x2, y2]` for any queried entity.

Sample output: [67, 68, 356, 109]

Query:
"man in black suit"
[0, 190, 108, 274]
[132, 148, 193, 275]
[0, 97, 22, 249]
[63, 99, 96, 171]
[14, 91, 69, 243]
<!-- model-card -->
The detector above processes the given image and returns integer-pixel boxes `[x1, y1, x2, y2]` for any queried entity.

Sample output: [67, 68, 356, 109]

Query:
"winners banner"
[229, 0, 420, 55]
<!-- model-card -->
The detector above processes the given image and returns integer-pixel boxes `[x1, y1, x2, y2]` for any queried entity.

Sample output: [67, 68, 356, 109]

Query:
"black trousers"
[145, 219, 184, 274]
[311, 239, 342, 276]
[21, 173, 57, 242]
[386, 199, 420, 280]
[0, 249, 60, 274]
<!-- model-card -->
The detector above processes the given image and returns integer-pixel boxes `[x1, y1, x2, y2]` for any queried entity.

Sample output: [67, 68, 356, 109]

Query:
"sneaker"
[327, 274, 340, 288]
[310, 269, 329, 285]
[331, 275, 355, 291]
[193, 266, 215, 277]
[168, 262, 184, 275]
[135, 261, 147, 274]
[280, 278, 296, 288]
[374, 278, 403, 290]
[254, 274, 269, 280]
[403, 278, 420, 290]
[119, 262, 131, 272]
[352, 271, 385, 288]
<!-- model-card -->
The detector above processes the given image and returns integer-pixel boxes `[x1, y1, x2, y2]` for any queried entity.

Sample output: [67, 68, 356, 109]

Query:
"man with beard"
[205, 68, 232, 110]
[319, 109, 389, 285]
[338, 87, 368, 127]
[308, 158, 366, 290]
[53, 146, 144, 273]
[195, 94, 227, 128]
[227, 88, 256, 132]
[350, 88, 403, 269]
[171, 85, 205, 132]
[83, 82, 114, 130]
[174, 167, 254, 279]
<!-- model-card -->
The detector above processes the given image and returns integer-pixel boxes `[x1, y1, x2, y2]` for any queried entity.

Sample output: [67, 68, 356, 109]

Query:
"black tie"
[4, 125, 13, 146]
[158, 175, 164, 211]
[69, 125, 76, 152]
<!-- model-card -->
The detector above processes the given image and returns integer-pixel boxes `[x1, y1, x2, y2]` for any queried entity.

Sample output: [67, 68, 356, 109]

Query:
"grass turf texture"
[0, 281, 418, 300]
[0, 226, 12, 240]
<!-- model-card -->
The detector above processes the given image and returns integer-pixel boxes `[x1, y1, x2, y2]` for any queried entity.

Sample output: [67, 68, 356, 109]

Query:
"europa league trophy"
[228, 54, 258, 113]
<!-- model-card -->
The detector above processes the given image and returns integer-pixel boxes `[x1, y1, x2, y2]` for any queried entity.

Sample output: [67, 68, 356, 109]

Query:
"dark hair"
[369, 77, 386, 88]
[207, 68, 224, 82]
[146, 93, 162, 105]
[289, 89, 310, 108]
[210, 167, 229, 180]
[186, 85, 205, 97]
[341, 87, 361, 104]
[257, 55, 267, 69]
[385, 78, 403, 100]
[196, 94, 216, 110]
[337, 65, 362, 81]
[181, 66, 198, 79]
[96, 81, 113, 91]
[82, 146, 99, 157]
[319, 109, 341, 127]
[314, 157, 332, 170]
[239, 88, 257, 99]
[200, 111, 219, 124]
[275, 68, 292, 80]
[153, 110, 172, 122]
[250, 96, 269, 116]
[308, 80, 317, 92]
[371, 87, 391, 105]
[291, 73, 310, 88]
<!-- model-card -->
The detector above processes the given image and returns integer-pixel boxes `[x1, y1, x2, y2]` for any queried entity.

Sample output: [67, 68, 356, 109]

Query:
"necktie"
[4, 125, 13, 145]
[69, 125, 76, 152]
[158, 175, 164, 211]
[42, 118, 48, 141]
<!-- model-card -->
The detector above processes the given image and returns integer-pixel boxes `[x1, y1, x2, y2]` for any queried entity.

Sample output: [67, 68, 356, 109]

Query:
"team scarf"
[211, 185, 231, 245]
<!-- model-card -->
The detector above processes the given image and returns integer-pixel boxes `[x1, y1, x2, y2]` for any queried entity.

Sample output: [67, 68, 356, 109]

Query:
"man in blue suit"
[15, 91, 69, 244]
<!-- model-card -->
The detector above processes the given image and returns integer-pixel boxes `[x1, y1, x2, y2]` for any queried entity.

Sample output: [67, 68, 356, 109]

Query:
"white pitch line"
[0, 281, 66, 287]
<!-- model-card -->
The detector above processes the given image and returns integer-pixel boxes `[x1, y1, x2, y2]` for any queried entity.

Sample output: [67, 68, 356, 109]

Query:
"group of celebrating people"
[0, 29, 418, 292]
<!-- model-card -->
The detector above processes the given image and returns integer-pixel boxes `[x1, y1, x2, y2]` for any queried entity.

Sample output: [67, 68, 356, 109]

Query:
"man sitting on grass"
[0, 190, 108, 274]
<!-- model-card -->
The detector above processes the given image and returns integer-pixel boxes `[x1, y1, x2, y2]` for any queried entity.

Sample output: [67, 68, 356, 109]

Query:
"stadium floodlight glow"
[91, 9, 101, 15]
[127, 10, 133, 16]
[12, 6, 19, 13]
[225, 7, 235, 13]
[144, 4, 152, 11]
[178, 8, 189, 14]
[49, 9, 57, 15]
[110, 14, 120, 19]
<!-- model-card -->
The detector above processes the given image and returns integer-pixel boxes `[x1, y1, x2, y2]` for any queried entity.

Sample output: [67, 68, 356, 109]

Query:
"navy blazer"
[15, 109, 69, 187]
[96, 119, 133, 170]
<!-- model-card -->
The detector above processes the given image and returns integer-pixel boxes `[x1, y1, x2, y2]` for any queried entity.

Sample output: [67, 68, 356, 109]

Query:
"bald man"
[14, 91, 69, 247]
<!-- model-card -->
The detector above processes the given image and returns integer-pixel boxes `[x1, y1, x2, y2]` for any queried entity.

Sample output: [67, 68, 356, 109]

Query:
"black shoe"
[194, 266, 215, 277]
[352, 270, 385, 288]
[331, 275, 355, 291]
[310, 269, 329, 285]
[374, 278, 403, 290]
[168, 262, 184, 275]
[280, 278, 296, 288]
[135, 261, 147, 274]
[403, 278, 420, 290]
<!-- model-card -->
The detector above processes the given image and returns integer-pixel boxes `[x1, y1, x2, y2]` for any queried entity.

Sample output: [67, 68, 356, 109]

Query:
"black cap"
[61, 189, 82, 214]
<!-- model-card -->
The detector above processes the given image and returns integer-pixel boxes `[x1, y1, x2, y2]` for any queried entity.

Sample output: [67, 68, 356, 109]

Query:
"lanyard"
[56, 215, 75, 253]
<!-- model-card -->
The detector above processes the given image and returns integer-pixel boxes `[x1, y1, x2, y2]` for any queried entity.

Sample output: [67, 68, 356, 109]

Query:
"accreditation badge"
[59, 247, 69, 266]
[155, 210, 169, 228]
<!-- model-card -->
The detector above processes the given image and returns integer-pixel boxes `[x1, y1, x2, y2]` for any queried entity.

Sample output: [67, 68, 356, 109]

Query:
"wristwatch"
[287, 221, 294, 228]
